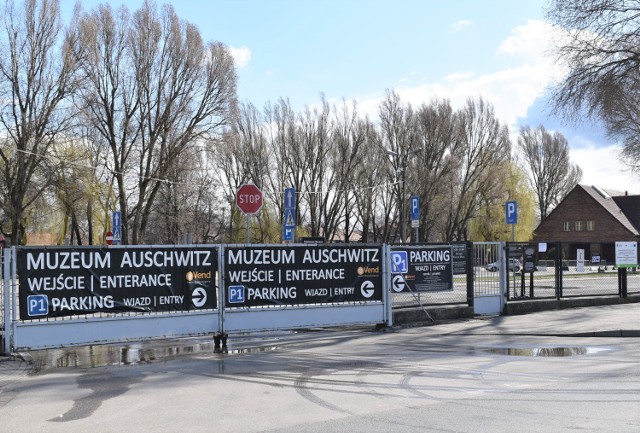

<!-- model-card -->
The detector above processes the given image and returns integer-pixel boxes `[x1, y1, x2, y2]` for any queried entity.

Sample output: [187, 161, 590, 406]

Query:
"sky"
[59, 0, 639, 194]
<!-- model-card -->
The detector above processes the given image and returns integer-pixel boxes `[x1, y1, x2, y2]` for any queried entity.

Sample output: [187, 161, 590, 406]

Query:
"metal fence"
[391, 242, 472, 309]
[506, 241, 639, 300]
[391, 241, 638, 311]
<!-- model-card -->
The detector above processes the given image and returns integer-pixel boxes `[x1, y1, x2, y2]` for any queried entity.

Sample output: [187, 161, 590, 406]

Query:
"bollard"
[213, 333, 229, 354]
[213, 334, 222, 353]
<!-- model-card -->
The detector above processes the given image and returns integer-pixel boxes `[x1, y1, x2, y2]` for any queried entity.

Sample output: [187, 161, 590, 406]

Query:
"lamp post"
[387, 148, 421, 244]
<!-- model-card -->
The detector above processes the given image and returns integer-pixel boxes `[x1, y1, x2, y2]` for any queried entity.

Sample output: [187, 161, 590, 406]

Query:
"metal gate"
[3, 243, 390, 353]
[472, 242, 505, 315]
[3, 246, 223, 353]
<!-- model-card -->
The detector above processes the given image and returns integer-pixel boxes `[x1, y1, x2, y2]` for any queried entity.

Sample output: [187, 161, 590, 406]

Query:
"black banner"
[451, 242, 468, 275]
[17, 246, 217, 319]
[224, 245, 383, 307]
[390, 245, 453, 293]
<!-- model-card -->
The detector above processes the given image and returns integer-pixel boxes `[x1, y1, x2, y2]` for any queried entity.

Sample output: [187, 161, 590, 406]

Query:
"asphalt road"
[1, 303, 639, 433]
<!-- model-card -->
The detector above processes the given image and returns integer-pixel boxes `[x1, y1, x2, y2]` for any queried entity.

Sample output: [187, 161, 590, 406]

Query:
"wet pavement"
[5, 303, 640, 372]
[0, 302, 638, 432]
[4, 302, 639, 373]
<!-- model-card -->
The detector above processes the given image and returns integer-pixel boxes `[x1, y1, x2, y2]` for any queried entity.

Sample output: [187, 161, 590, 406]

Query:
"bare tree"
[351, 118, 381, 242]
[413, 98, 460, 241]
[518, 125, 582, 221]
[329, 100, 367, 242]
[445, 97, 511, 241]
[0, 0, 78, 245]
[73, 1, 237, 244]
[214, 101, 271, 243]
[264, 98, 304, 233]
[378, 89, 419, 243]
[299, 98, 332, 238]
[546, 0, 640, 175]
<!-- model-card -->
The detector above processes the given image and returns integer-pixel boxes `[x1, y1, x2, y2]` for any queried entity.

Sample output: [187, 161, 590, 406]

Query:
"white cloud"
[350, 19, 636, 192]
[569, 140, 639, 194]
[449, 19, 472, 33]
[357, 20, 562, 130]
[229, 46, 251, 68]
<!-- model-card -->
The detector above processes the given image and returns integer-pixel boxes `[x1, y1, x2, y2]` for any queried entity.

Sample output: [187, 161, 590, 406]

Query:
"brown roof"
[613, 194, 640, 233]
[581, 185, 639, 235]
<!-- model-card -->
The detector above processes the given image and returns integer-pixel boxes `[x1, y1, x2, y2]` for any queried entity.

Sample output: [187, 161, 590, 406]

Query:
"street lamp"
[387, 148, 421, 244]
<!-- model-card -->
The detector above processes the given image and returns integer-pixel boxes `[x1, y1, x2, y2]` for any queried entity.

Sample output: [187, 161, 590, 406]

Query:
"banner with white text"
[224, 245, 383, 307]
[17, 246, 217, 319]
[389, 245, 453, 293]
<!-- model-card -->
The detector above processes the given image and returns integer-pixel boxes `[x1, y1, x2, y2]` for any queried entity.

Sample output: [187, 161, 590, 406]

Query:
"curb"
[393, 295, 640, 328]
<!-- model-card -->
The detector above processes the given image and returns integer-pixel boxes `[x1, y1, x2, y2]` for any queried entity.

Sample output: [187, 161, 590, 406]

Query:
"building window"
[563, 222, 570, 232]
[575, 221, 583, 231]
[587, 221, 594, 231]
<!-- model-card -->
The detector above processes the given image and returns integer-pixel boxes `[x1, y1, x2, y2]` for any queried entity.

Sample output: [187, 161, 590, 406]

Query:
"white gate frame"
[473, 242, 506, 315]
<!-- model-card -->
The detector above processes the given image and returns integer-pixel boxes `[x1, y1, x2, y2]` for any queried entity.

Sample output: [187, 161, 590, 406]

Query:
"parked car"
[485, 258, 521, 272]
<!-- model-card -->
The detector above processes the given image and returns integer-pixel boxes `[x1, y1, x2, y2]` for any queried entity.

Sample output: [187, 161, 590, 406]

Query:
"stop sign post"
[236, 184, 263, 214]
[236, 184, 263, 243]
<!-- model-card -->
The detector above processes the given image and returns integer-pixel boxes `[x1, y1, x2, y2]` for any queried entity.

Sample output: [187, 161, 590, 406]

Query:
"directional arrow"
[360, 280, 375, 298]
[285, 188, 295, 209]
[192, 287, 207, 308]
[392, 274, 406, 293]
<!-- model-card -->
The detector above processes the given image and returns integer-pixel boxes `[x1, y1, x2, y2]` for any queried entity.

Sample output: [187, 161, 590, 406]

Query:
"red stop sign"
[236, 184, 263, 214]
[105, 231, 114, 245]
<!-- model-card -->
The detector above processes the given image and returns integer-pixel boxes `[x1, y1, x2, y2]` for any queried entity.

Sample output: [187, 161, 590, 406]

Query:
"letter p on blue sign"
[27, 294, 48, 317]
[228, 285, 245, 304]
[506, 200, 517, 225]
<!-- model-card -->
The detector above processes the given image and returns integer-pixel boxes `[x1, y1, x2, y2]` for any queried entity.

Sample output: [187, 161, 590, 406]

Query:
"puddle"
[486, 347, 609, 357]
[27, 337, 283, 372]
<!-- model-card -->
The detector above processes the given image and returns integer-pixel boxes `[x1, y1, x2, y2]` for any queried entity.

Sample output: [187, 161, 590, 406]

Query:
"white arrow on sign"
[360, 280, 375, 298]
[192, 287, 207, 308]
[392, 274, 406, 293]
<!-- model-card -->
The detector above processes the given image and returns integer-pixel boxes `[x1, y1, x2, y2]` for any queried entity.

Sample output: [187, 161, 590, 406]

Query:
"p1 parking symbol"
[390, 251, 408, 273]
[228, 285, 245, 304]
[27, 294, 48, 317]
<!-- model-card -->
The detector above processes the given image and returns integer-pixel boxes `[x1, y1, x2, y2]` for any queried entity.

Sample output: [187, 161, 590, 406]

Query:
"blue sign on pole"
[283, 187, 296, 241]
[112, 211, 122, 244]
[283, 226, 293, 241]
[284, 187, 296, 210]
[506, 200, 517, 225]
[410, 195, 420, 222]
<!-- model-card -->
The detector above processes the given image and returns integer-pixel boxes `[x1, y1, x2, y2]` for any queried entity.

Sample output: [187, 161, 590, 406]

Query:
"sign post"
[506, 200, 517, 242]
[236, 184, 263, 244]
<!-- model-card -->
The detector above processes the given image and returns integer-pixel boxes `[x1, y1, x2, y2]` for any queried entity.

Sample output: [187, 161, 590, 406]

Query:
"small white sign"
[576, 249, 585, 272]
[615, 242, 638, 268]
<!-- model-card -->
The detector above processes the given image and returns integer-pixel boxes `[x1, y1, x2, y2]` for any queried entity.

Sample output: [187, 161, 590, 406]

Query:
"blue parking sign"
[390, 251, 408, 273]
[506, 200, 517, 225]
[228, 285, 245, 304]
[27, 294, 48, 317]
